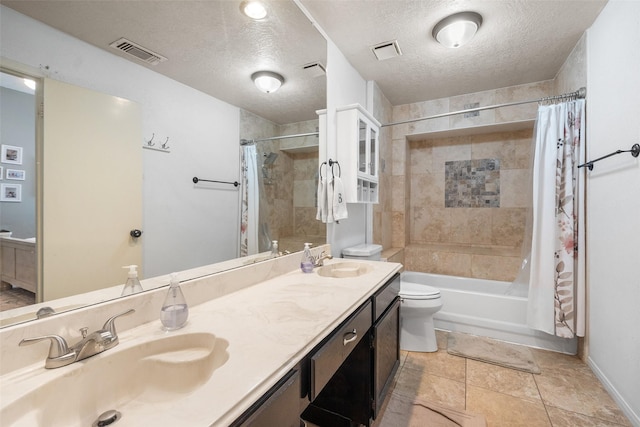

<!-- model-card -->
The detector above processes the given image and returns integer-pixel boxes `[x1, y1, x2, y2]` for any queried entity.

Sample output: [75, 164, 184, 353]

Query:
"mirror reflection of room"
[0, 71, 37, 310]
[0, 0, 327, 325]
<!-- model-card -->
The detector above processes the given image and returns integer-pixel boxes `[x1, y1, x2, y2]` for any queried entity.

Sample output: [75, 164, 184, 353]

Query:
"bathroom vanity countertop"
[0, 259, 401, 427]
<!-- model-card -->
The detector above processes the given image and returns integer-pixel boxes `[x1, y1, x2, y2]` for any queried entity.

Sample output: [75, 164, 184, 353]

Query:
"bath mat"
[378, 391, 487, 427]
[447, 332, 541, 374]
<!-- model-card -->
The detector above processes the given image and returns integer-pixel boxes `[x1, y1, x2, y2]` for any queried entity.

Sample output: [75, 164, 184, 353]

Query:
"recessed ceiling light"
[432, 12, 483, 48]
[251, 71, 284, 93]
[240, 1, 267, 20]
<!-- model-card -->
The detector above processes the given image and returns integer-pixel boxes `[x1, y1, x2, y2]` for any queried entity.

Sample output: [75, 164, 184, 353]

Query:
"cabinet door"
[233, 369, 301, 427]
[372, 298, 400, 419]
[358, 118, 367, 174]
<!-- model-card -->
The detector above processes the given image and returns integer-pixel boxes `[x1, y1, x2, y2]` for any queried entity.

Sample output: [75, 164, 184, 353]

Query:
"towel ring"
[328, 159, 341, 177]
[319, 161, 327, 179]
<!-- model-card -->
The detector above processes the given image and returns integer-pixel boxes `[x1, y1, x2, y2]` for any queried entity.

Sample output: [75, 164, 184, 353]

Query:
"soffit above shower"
[405, 120, 536, 142]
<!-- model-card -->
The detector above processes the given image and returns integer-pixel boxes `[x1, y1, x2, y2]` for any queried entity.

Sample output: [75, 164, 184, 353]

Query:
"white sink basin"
[316, 262, 373, 278]
[1, 332, 229, 426]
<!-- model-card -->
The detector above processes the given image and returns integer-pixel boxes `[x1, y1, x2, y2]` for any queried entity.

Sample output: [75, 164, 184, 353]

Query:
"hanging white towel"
[316, 176, 327, 222]
[326, 176, 335, 223]
[332, 176, 348, 221]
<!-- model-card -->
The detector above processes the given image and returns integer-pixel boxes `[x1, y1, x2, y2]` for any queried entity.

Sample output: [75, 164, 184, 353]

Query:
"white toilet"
[399, 274, 443, 352]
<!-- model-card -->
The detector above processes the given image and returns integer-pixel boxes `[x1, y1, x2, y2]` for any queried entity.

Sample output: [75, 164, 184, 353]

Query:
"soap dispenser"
[300, 243, 314, 273]
[160, 273, 189, 330]
[121, 265, 143, 296]
[271, 240, 279, 257]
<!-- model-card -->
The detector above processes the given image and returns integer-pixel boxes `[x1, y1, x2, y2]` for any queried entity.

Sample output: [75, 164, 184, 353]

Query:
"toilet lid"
[400, 282, 441, 300]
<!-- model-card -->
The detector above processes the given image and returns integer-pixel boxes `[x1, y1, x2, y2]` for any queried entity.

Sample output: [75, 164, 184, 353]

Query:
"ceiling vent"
[371, 40, 402, 61]
[109, 38, 167, 65]
[303, 62, 326, 78]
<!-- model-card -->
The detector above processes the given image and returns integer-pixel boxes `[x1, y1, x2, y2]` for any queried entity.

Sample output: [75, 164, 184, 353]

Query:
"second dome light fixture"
[251, 71, 284, 93]
[432, 12, 483, 48]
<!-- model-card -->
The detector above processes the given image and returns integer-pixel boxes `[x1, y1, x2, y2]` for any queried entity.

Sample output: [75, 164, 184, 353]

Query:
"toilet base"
[400, 316, 438, 352]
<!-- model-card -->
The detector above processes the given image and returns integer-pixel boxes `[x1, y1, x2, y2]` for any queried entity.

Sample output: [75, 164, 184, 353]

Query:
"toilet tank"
[342, 244, 383, 261]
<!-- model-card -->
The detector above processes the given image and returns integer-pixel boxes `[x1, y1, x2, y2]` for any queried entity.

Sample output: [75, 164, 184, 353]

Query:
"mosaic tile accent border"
[445, 159, 500, 207]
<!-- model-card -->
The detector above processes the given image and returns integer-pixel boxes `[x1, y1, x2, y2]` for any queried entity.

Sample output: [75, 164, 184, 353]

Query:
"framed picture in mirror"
[5, 169, 25, 180]
[1, 144, 23, 165]
[0, 183, 22, 202]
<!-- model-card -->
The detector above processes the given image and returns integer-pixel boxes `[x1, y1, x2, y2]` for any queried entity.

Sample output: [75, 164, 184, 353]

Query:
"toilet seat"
[399, 282, 441, 300]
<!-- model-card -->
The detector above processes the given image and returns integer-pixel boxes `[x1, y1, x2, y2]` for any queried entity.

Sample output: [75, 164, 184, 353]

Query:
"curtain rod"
[381, 87, 586, 128]
[240, 131, 319, 145]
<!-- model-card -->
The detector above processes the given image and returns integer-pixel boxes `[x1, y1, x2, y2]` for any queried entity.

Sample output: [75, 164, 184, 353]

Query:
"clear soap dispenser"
[121, 265, 143, 296]
[161, 273, 189, 330]
[300, 243, 314, 273]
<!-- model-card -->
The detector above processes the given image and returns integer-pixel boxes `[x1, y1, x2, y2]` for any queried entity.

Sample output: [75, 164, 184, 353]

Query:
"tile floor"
[0, 286, 35, 312]
[378, 331, 632, 427]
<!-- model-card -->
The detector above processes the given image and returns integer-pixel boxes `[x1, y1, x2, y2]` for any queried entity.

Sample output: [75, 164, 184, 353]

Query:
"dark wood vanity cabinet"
[231, 273, 401, 427]
[372, 286, 401, 418]
[303, 273, 401, 426]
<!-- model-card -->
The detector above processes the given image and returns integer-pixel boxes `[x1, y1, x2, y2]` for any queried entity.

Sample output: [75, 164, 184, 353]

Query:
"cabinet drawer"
[310, 301, 372, 400]
[373, 274, 400, 321]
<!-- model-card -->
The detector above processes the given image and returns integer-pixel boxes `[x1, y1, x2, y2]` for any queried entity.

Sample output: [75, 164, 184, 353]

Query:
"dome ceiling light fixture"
[432, 11, 483, 48]
[240, 1, 267, 20]
[251, 71, 284, 93]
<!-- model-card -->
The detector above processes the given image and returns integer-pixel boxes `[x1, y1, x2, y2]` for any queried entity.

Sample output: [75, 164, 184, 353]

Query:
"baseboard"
[587, 357, 639, 427]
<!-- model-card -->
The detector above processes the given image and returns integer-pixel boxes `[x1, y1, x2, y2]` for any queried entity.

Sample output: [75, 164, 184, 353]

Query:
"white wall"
[0, 6, 241, 278]
[324, 38, 370, 257]
[586, 1, 640, 424]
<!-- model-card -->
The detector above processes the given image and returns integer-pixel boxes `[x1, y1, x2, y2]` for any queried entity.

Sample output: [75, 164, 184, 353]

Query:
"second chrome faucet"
[19, 309, 135, 369]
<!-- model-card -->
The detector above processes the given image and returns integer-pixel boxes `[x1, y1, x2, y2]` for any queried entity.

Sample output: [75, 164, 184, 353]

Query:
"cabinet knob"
[130, 229, 143, 238]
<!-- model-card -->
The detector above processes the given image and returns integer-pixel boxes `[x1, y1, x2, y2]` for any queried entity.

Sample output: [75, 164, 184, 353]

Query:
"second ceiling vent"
[109, 38, 167, 65]
[371, 40, 402, 61]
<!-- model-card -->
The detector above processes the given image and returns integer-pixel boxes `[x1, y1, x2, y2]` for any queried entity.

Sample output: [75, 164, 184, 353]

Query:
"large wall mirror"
[0, 0, 327, 327]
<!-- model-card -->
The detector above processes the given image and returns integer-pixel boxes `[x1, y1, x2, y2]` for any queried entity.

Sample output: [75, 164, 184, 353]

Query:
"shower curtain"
[240, 145, 259, 256]
[527, 99, 586, 338]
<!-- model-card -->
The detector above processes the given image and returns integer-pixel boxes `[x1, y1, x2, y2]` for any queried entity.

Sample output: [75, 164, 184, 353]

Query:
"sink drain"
[93, 410, 121, 426]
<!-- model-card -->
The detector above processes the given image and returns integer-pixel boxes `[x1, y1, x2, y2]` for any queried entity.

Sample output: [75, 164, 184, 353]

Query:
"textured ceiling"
[2, 0, 327, 125]
[3, 0, 607, 124]
[300, 0, 608, 105]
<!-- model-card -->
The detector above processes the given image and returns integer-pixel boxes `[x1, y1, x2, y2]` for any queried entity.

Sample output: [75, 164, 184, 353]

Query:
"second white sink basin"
[1, 332, 229, 426]
[316, 262, 373, 278]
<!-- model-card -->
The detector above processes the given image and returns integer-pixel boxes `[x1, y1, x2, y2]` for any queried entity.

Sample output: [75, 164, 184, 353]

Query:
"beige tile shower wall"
[291, 151, 324, 245]
[371, 81, 394, 251]
[406, 129, 532, 281]
[386, 80, 552, 281]
[554, 34, 587, 96]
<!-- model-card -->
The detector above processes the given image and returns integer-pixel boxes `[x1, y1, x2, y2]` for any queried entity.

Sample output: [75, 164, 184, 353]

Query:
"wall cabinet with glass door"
[336, 104, 380, 203]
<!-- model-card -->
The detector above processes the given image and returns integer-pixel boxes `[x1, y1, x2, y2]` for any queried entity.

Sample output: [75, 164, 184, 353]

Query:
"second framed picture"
[5, 169, 25, 180]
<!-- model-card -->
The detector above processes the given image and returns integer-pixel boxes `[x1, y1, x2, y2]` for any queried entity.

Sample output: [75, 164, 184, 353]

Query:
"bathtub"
[401, 271, 577, 354]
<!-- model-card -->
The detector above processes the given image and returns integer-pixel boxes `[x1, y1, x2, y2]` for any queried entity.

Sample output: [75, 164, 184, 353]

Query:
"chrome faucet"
[19, 309, 135, 369]
[313, 251, 333, 267]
